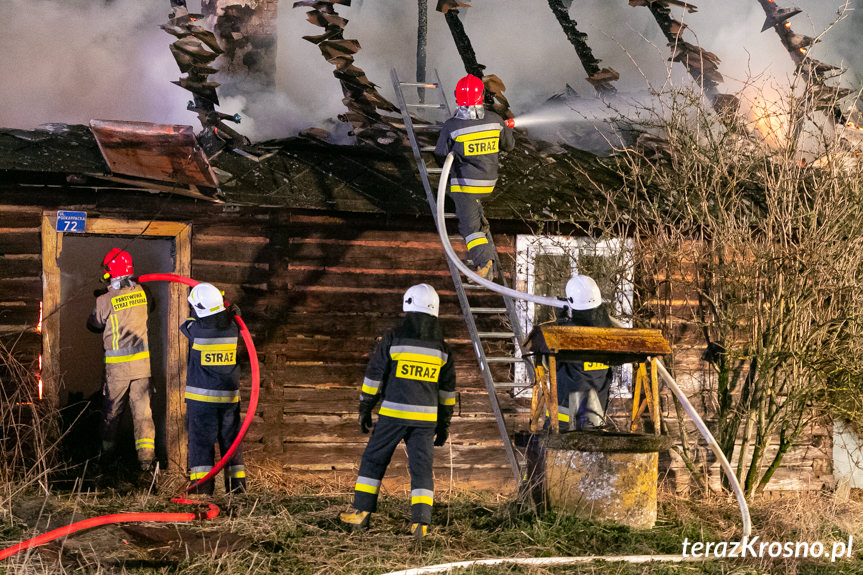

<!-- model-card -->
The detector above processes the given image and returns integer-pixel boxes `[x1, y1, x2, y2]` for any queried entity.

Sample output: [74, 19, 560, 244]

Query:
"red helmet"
[455, 74, 484, 107]
[103, 248, 133, 279]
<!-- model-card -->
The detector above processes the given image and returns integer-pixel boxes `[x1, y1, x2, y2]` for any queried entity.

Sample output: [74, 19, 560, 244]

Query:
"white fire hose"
[432, 152, 752, 546]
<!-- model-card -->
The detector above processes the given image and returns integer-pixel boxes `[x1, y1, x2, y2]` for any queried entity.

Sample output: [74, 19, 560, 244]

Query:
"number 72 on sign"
[56, 211, 87, 233]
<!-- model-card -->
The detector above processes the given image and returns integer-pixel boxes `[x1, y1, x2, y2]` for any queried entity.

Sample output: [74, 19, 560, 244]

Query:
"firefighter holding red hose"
[181, 283, 247, 495]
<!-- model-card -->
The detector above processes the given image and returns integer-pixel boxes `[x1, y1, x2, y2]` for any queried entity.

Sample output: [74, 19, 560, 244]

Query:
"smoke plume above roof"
[0, 0, 859, 139]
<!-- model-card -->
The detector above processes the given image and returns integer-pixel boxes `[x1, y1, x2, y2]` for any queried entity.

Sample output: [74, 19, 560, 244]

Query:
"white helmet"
[188, 282, 225, 318]
[565, 275, 602, 310]
[403, 283, 439, 317]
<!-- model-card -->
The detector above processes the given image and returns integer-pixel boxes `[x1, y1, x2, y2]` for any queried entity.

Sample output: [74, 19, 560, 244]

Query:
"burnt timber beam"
[754, 0, 852, 124]
[436, 2, 512, 118]
[547, 0, 618, 95]
[629, 0, 726, 104]
[294, 0, 403, 146]
[164, 0, 248, 147]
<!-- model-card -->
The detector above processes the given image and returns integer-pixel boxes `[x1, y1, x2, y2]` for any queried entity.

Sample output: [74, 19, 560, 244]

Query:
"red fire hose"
[0, 274, 260, 561]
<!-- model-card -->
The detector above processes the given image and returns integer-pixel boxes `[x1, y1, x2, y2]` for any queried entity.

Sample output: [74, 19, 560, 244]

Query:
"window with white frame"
[513, 235, 634, 397]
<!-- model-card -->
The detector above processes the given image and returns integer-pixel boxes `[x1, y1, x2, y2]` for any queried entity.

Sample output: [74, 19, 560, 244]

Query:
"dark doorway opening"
[57, 235, 174, 470]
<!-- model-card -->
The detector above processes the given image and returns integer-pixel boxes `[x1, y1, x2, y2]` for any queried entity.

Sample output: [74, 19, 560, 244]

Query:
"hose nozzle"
[504, 119, 515, 128]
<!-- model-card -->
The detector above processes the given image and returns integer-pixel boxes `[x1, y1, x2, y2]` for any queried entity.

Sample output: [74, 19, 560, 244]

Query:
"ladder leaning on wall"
[390, 68, 534, 485]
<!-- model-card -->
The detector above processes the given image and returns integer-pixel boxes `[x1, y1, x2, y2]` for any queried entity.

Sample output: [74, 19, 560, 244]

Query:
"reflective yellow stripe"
[390, 352, 445, 366]
[105, 350, 150, 364]
[466, 236, 488, 250]
[451, 184, 495, 194]
[355, 482, 378, 494]
[232, 471, 246, 478]
[192, 343, 237, 352]
[135, 438, 155, 448]
[546, 410, 570, 422]
[111, 314, 119, 351]
[411, 495, 434, 506]
[378, 407, 437, 422]
[361, 384, 378, 395]
[190, 471, 209, 480]
[440, 397, 456, 406]
[454, 129, 501, 142]
[184, 392, 240, 403]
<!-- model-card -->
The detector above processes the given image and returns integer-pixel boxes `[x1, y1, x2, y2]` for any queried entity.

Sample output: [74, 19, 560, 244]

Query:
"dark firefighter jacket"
[555, 305, 614, 421]
[180, 310, 241, 405]
[87, 281, 152, 381]
[360, 313, 456, 428]
[434, 109, 515, 195]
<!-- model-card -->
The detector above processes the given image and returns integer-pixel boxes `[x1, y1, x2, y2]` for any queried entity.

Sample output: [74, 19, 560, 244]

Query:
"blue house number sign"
[56, 211, 87, 233]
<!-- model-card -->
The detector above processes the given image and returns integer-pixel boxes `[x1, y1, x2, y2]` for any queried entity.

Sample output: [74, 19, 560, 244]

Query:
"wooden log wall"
[0, 204, 43, 401]
[0, 193, 836, 492]
[205, 211, 527, 489]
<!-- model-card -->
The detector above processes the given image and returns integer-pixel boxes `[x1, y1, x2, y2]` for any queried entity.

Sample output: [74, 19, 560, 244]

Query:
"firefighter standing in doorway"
[340, 284, 456, 539]
[553, 275, 615, 431]
[87, 248, 156, 478]
[435, 74, 515, 281]
[181, 282, 246, 495]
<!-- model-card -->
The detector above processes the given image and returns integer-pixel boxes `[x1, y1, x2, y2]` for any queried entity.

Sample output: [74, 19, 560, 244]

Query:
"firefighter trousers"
[451, 191, 496, 268]
[186, 401, 246, 495]
[353, 419, 435, 524]
[101, 376, 155, 466]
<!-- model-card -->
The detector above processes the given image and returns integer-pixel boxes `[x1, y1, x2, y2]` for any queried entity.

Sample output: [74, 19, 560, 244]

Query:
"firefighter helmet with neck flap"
[103, 248, 134, 281]
[188, 282, 225, 318]
[403, 283, 440, 318]
[565, 275, 602, 311]
[455, 74, 484, 107]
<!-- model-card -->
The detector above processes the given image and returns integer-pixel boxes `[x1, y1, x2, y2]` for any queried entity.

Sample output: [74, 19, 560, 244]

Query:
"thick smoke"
[0, 0, 859, 139]
[0, 0, 188, 130]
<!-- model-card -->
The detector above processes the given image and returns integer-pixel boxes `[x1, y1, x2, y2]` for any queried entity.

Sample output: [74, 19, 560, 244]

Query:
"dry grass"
[2, 343, 862, 574]
[3, 468, 862, 575]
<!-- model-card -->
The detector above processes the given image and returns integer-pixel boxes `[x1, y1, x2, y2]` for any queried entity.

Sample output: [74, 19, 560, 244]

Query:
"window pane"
[534, 253, 570, 324]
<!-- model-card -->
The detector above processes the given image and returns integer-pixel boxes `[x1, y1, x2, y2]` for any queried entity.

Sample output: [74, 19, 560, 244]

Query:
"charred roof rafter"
[436, 1, 512, 119]
[164, 0, 248, 148]
[754, 0, 853, 124]
[629, 0, 735, 111]
[546, 0, 619, 95]
[293, 0, 404, 147]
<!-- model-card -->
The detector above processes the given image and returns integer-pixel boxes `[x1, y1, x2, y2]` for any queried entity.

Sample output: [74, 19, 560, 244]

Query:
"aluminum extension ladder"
[390, 68, 534, 484]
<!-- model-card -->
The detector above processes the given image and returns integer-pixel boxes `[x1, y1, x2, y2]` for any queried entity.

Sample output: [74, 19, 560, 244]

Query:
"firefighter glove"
[358, 400, 374, 434]
[434, 424, 449, 447]
[230, 303, 242, 317]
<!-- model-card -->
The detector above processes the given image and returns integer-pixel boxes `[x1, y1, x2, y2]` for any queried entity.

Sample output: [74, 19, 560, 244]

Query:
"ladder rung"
[493, 382, 528, 389]
[486, 357, 522, 363]
[470, 307, 508, 314]
[400, 82, 439, 88]
[413, 124, 443, 130]
[478, 332, 515, 339]
[407, 103, 446, 109]
[444, 212, 458, 219]
[420, 146, 436, 152]
[426, 167, 443, 174]
[462, 283, 488, 290]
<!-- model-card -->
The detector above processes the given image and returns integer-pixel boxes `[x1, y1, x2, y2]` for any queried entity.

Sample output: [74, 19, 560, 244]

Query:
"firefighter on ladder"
[554, 275, 615, 430]
[87, 248, 156, 481]
[435, 74, 515, 281]
[340, 284, 456, 539]
[181, 283, 246, 495]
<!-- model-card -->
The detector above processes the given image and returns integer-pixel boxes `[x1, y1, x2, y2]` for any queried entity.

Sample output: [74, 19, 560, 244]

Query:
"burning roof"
[293, 0, 403, 147]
